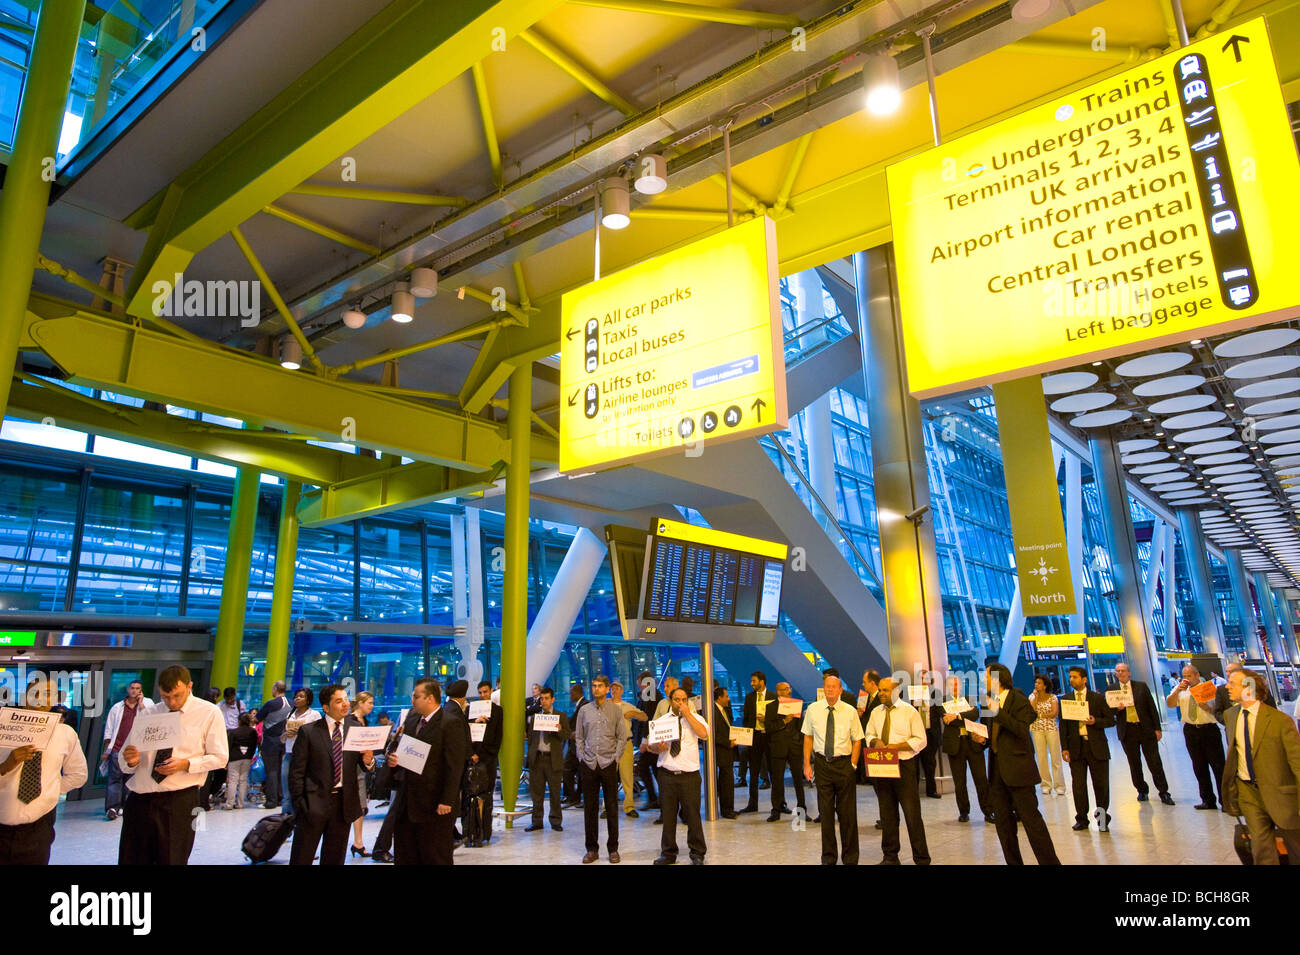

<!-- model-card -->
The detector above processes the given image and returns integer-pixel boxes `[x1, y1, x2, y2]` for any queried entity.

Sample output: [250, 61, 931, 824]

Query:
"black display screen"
[643, 535, 783, 628]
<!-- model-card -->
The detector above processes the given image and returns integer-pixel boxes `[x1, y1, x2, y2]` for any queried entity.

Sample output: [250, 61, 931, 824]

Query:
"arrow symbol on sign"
[751, 397, 767, 422]
[566, 326, 580, 341]
[1221, 34, 1250, 62]
[568, 388, 580, 407]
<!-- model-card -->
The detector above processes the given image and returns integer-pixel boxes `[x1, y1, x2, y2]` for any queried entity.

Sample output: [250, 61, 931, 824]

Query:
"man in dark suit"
[1060, 666, 1115, 832]
[1108, 663, 1173, 805]
[526, 686, 570, 832]
[857, 669, 882, 788]
[984, 663, 1060, 865]
[915, 670, 942, 799]
[712, 686, 738, 818]
[562, 683, 587, 807]
[389, 677, 468, 865]
[1221, 667, 1300, 863]
[739, 671, 771, 813]
[941, 675, 993, 824]
[634, 671, 661, 810]
[288, 684, 376, 865]
[764, 682, 807, 821]
[467, 680, 504, 845]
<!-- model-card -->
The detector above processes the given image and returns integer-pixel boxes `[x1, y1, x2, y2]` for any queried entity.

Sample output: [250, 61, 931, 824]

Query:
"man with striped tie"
[644, 686, 710, 865]
[0, 676, 88, 864]
[288, 684, 376, 865]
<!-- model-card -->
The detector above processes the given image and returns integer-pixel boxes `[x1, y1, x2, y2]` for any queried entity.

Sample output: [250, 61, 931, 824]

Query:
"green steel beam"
[264, 480, 301, 699]
[499, 363, 531, 816]
[123, 0, 562, 317]
[0, 0, 87, 418]
[212, 466, 260, 689]
[5, 379, 397, 486]
[297, 460, 506, 527]
[25, 307, 537, 469]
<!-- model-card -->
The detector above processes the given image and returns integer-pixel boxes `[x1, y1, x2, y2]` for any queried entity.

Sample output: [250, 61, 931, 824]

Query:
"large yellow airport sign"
[887, 17, 1300, 398]
[560, 216, 787, 473]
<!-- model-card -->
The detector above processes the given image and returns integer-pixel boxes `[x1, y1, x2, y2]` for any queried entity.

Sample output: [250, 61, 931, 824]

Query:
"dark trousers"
[876, 760, 930, 864]
[636, 749, 659, 804]
[563, 747, 581, 803]
[581, 761, 620, 853]
[813, 754, 858, 865]
[657, 768, 707, 860]
[394, 811, 456, 865]
[1121, 733, 1169, 796]
[989, 771, 1060, 865]
[949, 743, 992, 818]
[769, 753, 806, 811]
[463, 757, 497, 841]
[118, 787, 200, 865]
[373, 786, 404, 853]
[290, 790, 350, 865]
[918, 730, 939, 796]
[260, 738, 285, 808]
[0, 809, 55, 865]
[714, 749, 735, 815]
[530, 758, 563, 828]
[1068, 750, 1110, 823]
[1184, 722, 1225, 807]
[744, 734, 770, 809]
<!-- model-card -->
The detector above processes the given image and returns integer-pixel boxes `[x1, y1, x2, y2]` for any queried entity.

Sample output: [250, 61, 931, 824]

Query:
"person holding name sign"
[984, 663, 1060, 866]
[388, 677, 467, 865]
[764, 682, 807, 821]
[117, 665, 229, 865]
[526, 687, 570, 832]
[712, 686, 738, 818]
[1059, 666, 1115, 832]
[802, 673, 863, 865]
[1107, 663, 1174, 806]
[466, 681, 504, 846]
[941, 676, 993, 824]
[863, 677, 930, 865]
[644, 686, 710, 865]
[0, 677, 88, 865]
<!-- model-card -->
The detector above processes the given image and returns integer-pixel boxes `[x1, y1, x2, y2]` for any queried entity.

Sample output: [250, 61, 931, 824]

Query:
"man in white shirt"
[117, 665, 229, 865]
[1222, 668, 1300, 864]
[1165, 664, 1225, 810]
[100, 679, 151, 821]
[0, 677, 88, 864]
[644, 686, 710, 865]
[864, 677, 930, 865]
[802, 673, 864, 865]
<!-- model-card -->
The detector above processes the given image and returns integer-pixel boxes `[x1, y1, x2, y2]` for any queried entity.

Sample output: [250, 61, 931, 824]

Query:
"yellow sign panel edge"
[886, 16, 1300, 399]
[557, 216, 788, 474]
[654, 516, 789, 561]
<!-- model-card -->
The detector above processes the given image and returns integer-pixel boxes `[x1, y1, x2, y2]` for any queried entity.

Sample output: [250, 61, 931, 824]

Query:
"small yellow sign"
[887, 17, 1300, 397]
[560, 217, 787, 472]
[653, 517, 788, 561]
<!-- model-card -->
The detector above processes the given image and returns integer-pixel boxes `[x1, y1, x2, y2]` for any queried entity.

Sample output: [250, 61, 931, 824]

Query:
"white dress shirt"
[657, 708, 709, 773]
[864, 700, 926, 760]
[283, 707, 321, 753]
[1235, 700, 1262, 783]
[102, 698, 154, 752]
[119, 694, 229, 793]
[217, 699, 245, 730]
[801, 699, 864, 757]
[0, 721, 88, 825]
[1175, 687, 1217, 726]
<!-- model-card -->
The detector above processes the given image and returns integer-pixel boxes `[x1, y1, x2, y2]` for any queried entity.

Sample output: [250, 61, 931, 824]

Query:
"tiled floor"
[49, 723, 1243, 865]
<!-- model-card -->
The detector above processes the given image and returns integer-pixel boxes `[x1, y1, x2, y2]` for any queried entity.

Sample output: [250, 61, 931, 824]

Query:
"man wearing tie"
[1221, 668, 1300, 864]
[802, 673, 864, 865]
[1108, 662, 1173, 805]
[863, 677, 930, 865]
[468, 681, 504, 844]
[1059, 666, 1115, 832]
[915, 670, 942, 799]
[645, 686, 710, 864]
[739, 671, 771, 813]
[0, 677, 88, 864]
[288, 684, 376, 865]
[984, 663, 1060, 865]
[940, 675, 993, 824]
[525, 686, 570, 832]
[388, 677, 467, 865]
[116, 665, 227, 865]
[764, 682, 807, 821]
[1165, 665, 1225, 810]
[712, 686, 738, 818]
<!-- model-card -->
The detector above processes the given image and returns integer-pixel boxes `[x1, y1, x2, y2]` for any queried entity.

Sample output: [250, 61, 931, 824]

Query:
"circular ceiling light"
[1071, 409, 1132, 427]
[1156, 482, 1199, 492]
[1256, 414, 1300, 432]
[1172, 426, 1235, 443]
[409, 267, 438, 298]
[1114, 352, 1194, 377]
[1130, 462, 1181, 474]
[1050, 392, 1116, 413]
[1162, 410, 1226, 430]
[1260, 429, 1300, 444]
[1264, 443, 1300, 455]
[1195, 452, 1251, 465]
[863, 51, 902, 115]
[1011, 0, 1054, 21]
[342, 307, 367, 329]
[634, 153, 668, 194]
[1117, 438, 1159, 452]
[1132, 374, 1206, 396]
[1148, 393, 1216, 414]
[1042, 371, 1098, 394]
[279, 335, 302, 371]
[1122, 451, 1170, 464]
[599, 177, 631, 229]
[1185, 440, 1243, 455]
[1225, 355, 1300, 379]
[1142, 471, 1190, 484]
[390, 282, 415, 323]
[1213, 327, 1300, 357]
[1235, 378, 1300, 399]
[1244, 397, 1300, 416]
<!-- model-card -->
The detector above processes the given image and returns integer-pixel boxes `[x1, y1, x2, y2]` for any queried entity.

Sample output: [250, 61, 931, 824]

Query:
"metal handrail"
[759, 435, 883, 593]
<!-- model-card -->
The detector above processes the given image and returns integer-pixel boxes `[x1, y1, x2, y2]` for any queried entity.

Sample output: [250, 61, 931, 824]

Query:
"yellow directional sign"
[887, 17, 1300, 398]
[560, 216, 787, 473]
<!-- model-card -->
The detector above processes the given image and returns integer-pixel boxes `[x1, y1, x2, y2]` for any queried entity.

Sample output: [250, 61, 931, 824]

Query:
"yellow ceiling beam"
[519, 27, 639, 115]
[568, 0, 799, 29]
[262, 203, 381, 256]
[470, 61, 504, 189]
[121, 0, 563, 317]
[229, 225, 326, 372]
[332, 312, 516, 376]
[286, 184, 469, 207]
[297, 459, 507, 526]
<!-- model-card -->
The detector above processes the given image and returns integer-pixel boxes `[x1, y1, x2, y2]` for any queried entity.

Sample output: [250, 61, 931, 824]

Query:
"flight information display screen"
[642, 520, 786, 628]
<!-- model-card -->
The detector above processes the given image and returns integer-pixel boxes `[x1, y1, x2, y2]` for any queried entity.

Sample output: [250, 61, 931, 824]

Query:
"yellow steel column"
[264, 480, 301, 699]
[499, 364, 531, 817]
[212, 468, 262, 689]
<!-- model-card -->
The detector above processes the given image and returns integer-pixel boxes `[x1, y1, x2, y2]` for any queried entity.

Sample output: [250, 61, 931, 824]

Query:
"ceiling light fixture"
[409, 267, 438, 298]
[279, 335, 302, 371]
[342, 306, 367, 329]
[863, 51, 902, 116]
[1011, 0, 1054, 22]
[391, 282, 415, 324]
[634, 153, 668, 194]
[600, 176, 630, 229]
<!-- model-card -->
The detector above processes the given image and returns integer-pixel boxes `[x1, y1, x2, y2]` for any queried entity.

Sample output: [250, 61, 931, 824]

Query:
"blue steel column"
[1175, 507, 1224, 656]
[1253, 572, 1289, 664]
[1272, 587, 1300, 661]
[1224, 549, 1264, 659]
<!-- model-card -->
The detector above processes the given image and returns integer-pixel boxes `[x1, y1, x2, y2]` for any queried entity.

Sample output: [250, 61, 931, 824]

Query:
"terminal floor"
[49, 724, 1243, 865]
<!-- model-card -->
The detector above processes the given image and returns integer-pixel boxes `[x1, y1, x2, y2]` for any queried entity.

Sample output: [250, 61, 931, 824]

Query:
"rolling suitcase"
[242, 812, 294, 864]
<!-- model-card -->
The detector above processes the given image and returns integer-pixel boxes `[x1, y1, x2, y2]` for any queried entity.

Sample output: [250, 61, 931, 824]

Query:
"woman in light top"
[1028, 674, 1066, 795]
[350, 691, 375, 857]
[279, 687, 320, 815]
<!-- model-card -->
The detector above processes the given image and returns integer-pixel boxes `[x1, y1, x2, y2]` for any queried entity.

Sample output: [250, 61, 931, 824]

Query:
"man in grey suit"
[526, 686, 570, 832]
[1222, 668, 1300, 864]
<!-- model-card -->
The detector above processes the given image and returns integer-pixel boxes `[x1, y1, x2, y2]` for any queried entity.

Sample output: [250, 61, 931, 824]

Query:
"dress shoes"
[689, 855, 704, 865]
[1159, 793, 1175, 806]
[625, 809, 639, 818]
[372, 850, 395, 863]
[582, 851, 599, 864]
[721, 811, 739, 819]
[609, 851, 621, 864]
[653, 855, 675, 865]
[984, 815, 996, 825]
[1194, 803, 1216, 811]
[1072, 819, 1090, 831]
[654, 816, 663, 824]
[551, 824, 563, 831]
[811, 815, 821, 824]
[766, 811, 781, 822]
[525, 824, 543, 832]
[1136, 792, 1149, 802]
[926, 792, 941, 799]
[958, 814, 969, 822]
[737, 804, 759, 814]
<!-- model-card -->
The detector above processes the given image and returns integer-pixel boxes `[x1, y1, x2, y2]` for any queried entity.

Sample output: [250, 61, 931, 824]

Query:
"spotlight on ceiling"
[1011, 0, 1054, 22]
[863, 51, 901, 116]
[634, 153, 667, 195]
[600, 177, 630, 229]
[279, 335, 302, 371]
[410, 267, 438, 298]
[391, 282, 415, 324]
[342, 307, 367, 329]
